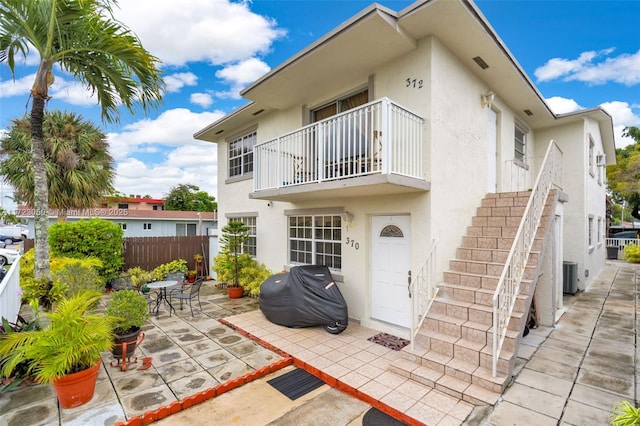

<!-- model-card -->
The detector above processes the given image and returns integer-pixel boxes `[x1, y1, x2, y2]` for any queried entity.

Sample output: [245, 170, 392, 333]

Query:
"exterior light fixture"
[481, 90, 495, 108]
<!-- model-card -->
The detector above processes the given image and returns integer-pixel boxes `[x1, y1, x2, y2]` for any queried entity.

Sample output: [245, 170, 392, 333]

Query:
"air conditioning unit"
[563, 261, 578, 294]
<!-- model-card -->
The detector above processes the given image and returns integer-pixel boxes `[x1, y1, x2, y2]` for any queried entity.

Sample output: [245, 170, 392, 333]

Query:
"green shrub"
[624, 244, 640, 263]
[150, 259, 188, 281]
[611, 400, 640, 426]
[105, 290, 150, 334]
[20, 249, 103, 310]
[213, 251, 271, 296]
[125, 267, 153, 288]
[240, 261, 272, 297]
[49, 218, 124, 279]
[51, 260, 105, 296]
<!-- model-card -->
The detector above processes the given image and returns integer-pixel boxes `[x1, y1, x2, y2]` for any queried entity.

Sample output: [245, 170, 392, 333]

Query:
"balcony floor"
[250, 173, 430, 202]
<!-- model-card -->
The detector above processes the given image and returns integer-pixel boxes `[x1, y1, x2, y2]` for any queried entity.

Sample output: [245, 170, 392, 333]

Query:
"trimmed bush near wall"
[49, 218, 123, 279]
[624, 244, 640, 263]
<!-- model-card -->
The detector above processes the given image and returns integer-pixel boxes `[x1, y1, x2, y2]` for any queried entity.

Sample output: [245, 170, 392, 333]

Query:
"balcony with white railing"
[251, 98, 429, 201]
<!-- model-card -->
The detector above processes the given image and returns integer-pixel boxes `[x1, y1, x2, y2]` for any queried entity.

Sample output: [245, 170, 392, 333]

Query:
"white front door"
[371, 215, 411, 328]
[487, 108, 497, 193]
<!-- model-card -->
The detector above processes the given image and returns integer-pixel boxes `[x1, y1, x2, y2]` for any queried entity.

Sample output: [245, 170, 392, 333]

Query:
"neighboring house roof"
[194, 0, 615, 158]
[107, 197, 165, 205]
[15, 207, 217, 222]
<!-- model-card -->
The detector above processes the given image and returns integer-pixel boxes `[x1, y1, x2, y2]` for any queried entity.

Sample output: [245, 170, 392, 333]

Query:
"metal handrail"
[491, 140, 563, 377]
[410, 238, 439, 350]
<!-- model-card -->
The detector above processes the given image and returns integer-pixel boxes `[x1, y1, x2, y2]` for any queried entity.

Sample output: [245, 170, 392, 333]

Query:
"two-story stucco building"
[195, 0, 614, 400]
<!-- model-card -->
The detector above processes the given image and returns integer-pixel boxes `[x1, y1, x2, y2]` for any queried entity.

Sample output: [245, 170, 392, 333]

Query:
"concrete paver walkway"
[0, 261, 637, 425]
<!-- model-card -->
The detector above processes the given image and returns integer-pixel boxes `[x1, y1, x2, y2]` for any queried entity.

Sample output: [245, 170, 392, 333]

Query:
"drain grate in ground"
[267, 368, 325, 400]
[367, 332, 410, 351]
[363, 407, 408, 425]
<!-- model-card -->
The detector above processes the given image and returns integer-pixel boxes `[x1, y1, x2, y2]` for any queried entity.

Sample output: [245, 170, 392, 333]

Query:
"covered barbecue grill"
[259, 265, 348, 334]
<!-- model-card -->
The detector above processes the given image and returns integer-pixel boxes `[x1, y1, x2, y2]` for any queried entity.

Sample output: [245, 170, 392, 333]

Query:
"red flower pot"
[51, 360, 101, 408]
[227, 286, 244, 299]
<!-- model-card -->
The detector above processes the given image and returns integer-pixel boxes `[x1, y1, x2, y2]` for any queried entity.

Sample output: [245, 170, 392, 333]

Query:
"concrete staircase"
[390, 191, 557, 405]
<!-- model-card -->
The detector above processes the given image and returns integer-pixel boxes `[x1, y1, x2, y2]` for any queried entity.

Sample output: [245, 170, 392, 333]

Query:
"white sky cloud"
[545, 97, 583, 114]
[113, 0, 286, 67]
[190, 93, 214, 108]
[114, 144, 218, 199]
[164, 72, 198, 93]
[213, 58, 271, 99]
[107, 108, 224, 160]
[535, 48, 640, 86]
[599, 101, 640, 148]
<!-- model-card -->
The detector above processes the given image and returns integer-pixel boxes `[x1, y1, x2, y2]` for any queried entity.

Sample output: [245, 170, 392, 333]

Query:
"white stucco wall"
[537, 117, 608, 290]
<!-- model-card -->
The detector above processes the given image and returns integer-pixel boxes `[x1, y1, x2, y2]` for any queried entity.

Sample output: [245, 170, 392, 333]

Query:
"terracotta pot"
[227, 286, 244, 299]
[51, 360, 101, 409]
[112, 327, 142, 360]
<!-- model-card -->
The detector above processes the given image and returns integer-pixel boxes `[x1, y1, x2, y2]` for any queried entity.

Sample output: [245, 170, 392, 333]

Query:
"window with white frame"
[176, 223, 197, 236]
[589, 137, 595, 177]
[119, 222, 127, 230]
[228, 130, 256, 178]
[596, 153, 604, 185]
[514, 122, 527, 163]
[143, 223, 152, 230]
[597, 218, 602, 243]
[227, 216, 257, 256]
[588, 216, 593, 247]
[289, 214, 341, 270]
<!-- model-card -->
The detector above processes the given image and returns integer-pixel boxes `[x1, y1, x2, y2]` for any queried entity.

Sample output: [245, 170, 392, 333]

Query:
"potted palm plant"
[214, 221, 251, 298]
[0, 291, 116, 408]
[105, 290, 150, 360]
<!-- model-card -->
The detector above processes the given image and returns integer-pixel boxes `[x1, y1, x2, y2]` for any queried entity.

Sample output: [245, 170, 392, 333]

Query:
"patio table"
[147, 280, 178, 317]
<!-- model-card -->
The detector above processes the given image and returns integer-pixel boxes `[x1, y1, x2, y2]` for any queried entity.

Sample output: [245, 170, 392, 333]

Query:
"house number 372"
[405, 78, 423, 89]
[345, 237, 359, 250]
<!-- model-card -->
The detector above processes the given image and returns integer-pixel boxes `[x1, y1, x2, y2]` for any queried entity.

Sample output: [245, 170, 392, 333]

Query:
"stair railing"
[492, 140, 563, 377]
[411, 238, 439, 350]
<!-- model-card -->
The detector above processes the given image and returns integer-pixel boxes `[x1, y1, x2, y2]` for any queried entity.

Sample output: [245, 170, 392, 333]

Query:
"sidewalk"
[0, 261, 637, 425]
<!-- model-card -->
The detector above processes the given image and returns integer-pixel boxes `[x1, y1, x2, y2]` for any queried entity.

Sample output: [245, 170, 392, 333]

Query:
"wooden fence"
[22, 235, 211, 273]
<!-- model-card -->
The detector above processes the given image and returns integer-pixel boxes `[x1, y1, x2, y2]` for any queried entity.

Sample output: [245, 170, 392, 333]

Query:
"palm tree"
[0, 111, 115, 222]
[0, 0, 164, 279]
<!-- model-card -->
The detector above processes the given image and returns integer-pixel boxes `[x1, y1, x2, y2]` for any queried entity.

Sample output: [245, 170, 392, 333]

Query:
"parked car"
[0, 225, 27, 240]
[613, 231, 639, 239]
[0, 233, 22, 245]
[0, 247, 20, 267]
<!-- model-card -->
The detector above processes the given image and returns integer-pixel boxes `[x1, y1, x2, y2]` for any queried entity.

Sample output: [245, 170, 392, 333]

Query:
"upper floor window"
[228, 131, 256, 178]
[311, 90, 368, 122]
[514, 123, 527, 163]
[589, 137, 595, 177]
[143, 223, 152, 230]
[118, 203, 129, 209]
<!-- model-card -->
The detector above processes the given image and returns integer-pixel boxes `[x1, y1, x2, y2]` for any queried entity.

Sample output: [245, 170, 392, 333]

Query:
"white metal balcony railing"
[253, 97, 424, 192]
[0, 257, 22, 324]
[492, 140, 563, 377]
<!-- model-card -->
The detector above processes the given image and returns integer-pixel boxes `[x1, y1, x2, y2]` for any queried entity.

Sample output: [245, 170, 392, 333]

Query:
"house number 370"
[405, 78, 423, 89]
[345, 237, 359, 250]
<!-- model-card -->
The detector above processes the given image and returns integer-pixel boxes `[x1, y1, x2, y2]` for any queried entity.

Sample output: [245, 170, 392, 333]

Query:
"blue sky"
[0, 0, 638, 204]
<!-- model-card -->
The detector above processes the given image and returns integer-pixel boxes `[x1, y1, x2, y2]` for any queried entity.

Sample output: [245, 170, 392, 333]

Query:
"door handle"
[407, 270, 412, 298]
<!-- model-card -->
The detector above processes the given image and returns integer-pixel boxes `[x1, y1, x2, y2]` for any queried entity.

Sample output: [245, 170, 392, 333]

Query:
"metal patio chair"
[169, 278, 203, 317]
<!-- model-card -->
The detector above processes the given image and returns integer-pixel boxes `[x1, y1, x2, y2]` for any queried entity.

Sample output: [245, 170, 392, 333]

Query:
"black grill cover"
[259, 265, 348, 330]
